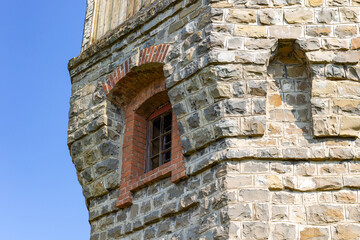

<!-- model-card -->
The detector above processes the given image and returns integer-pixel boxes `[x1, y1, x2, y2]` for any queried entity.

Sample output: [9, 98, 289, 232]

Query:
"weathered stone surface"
[333, 224, 360, 240]
[284, 8, 314, 23]
[269, 26, 302, 38]
[226, 9, 256, 23]
[300, 227, 329, 240]
[242, 222, 269, 240]
[259, 9, 282, 25]
[307, 205, 344, 224]
[272, 223, 296, 240]
[234, 26, 267, 37]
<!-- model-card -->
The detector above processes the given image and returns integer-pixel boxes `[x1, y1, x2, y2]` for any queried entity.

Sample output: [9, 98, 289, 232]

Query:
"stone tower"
[68, 0, 360, 239]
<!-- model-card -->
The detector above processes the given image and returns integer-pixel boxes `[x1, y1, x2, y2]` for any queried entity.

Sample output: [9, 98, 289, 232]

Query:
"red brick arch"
[102, 44, 170, 98]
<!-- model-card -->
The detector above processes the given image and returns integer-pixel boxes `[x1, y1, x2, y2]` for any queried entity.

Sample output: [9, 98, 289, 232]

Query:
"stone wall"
[68, 0, 360, 238]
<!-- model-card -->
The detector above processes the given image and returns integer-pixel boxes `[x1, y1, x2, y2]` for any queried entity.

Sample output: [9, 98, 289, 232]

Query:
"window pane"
[152, 117, 161, 138]
[163, 133, 172, 150]
[151, 139, 160, 156]
[151, 156, 159, 169]
[163, 151, 171, 163]
[163, 112, 172, 133]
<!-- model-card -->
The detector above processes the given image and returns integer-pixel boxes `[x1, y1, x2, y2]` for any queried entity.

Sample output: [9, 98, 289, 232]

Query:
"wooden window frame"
[146, 103, 172, 172]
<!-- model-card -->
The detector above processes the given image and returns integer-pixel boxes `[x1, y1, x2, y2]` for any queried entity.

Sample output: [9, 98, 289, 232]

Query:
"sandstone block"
[269, 26, 302, 38]
[241, 116, 266, 136]
[309, 0, 323, 6]
[224, 175, 253, 188]
[340, 116, 360, 137]
[323, 38, 349, 50]
[348, 205, 360, 221]
[214, 118, 240, 137]
[333, 99, 360, 115]
[306, 26, 331, 37]
[271, 206, 288, 221]
[254, 203, 269, 220]
[259, 9, 282, 25]
[242, 222, 269, 240]
[334, 190, 357, 203]
[296, 38, 321, 51]
[314, 177, 343, 190]
[289, 206, 306, 223]
[226, 9, 256, 23]
[337, 81, 360, 98]
[272, 223, 296, 240]
[210, 83, 233, 99]
[340, 7, 359, 22]
[228, 203, 252, 220]
[256, 175, 283, 190]
[317, 9, 339, 23]
[307, 205, 344, 224]
[245, 38, 277, 50]
[239, 189, 270, 202]
[300, 227, 329, 240]
[228, 37, 244, 50]
[313, 117, 339, 137]
[234, 26, 267, 37]
[333, 224, 360, 240]
[285, 8, 314, 23]
[326, 64, 346, 79]
[351, 37, 360, 49]
[333, 51, 360, 64]
[306, 51, 333, 63]
[335, 25, 358, 38]
[344, 176, 360, 188]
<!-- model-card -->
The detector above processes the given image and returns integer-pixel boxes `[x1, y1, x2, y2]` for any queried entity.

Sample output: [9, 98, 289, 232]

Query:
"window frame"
[146, 103, 173, 172]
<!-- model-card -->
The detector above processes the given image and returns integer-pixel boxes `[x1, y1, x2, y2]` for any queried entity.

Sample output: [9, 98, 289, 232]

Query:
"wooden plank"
[111, 0, 121, 29]
[104, 0, 114, 33]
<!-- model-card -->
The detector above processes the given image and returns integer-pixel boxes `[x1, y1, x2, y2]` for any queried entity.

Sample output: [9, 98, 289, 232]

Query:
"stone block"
[300, 227, 329, 240]
[234, 26, 267, 37]
[269, 26, 302, 38]
[323, 38, 349, 50]
[271, 206, 288, 221]
[306, 26, 331, 37]
[239, 189, 270, 202]
[317, 9, 339, 24]
[227, 203, 252, 220]
[284, 8, 314, 23]
[242, 222, 269, 240]
[241, 116, 266, 136]
[272, 223, 296, 240]
[344, 176, 360, 187]
[340, 116, 360, 137]
[333, 224, 360, 240]
[226, 9, 256, 23]
[214, 118, 240, 137]
[307, 205, 344, 224]
[313, 117, 339, 137]
[259, 9, 282, 25]
[335, 25, 358, 38]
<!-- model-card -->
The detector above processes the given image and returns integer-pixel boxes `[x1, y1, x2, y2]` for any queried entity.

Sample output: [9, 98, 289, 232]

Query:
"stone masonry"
[68, 0, 360, 239]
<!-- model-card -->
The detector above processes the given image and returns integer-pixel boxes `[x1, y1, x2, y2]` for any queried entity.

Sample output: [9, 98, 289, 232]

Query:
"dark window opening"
[147, 104, 172, 171]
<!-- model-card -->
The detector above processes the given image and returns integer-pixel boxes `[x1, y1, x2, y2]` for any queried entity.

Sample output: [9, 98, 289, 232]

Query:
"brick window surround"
[117, 78, 186, 208]
[102, 44, 186, 209]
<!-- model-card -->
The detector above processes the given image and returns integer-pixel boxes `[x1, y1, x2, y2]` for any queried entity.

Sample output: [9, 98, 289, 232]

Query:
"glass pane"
[163, 151, 171, 163]
[163, 133, 172, 150]
[151, 139, 160, 156]
[151, 156, 159, 170]
[152, 117, 161, 138]
[163, 112, 172, 133]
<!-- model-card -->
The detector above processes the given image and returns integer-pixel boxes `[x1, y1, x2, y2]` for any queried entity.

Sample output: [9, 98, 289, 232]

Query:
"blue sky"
[0, 1, 90, 239]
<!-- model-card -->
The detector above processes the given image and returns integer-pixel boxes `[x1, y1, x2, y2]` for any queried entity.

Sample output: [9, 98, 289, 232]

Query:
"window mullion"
[159, 115, 164, 166]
